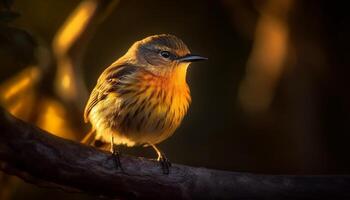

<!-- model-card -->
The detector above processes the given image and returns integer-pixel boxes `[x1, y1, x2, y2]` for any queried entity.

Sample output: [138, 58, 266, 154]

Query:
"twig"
[0, 107, 350, 199]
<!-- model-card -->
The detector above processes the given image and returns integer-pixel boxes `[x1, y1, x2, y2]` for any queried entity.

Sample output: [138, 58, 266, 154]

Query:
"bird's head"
[121, 34, 207, 78]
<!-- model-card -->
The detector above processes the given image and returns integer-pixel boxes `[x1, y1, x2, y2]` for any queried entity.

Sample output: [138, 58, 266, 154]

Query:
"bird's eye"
[160, 51, 171, 59]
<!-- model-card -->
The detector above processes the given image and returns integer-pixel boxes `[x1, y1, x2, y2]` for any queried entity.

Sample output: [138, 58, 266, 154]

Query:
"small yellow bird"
[82, 34, 206, 173]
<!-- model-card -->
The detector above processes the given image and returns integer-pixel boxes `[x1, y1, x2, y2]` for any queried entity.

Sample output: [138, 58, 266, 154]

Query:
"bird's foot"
[111, 144, 122, 170]
[158, 153, 171, 175]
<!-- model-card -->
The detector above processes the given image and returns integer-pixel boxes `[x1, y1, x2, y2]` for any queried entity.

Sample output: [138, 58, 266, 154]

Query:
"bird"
[82, 34, 207, 174]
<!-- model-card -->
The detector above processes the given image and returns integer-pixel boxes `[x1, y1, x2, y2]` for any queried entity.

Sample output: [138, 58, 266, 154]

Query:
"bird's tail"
[81, 128, 96, 145]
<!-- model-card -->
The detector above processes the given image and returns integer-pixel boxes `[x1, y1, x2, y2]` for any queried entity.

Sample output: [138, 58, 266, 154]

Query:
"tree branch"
[0, 107, 350, 199]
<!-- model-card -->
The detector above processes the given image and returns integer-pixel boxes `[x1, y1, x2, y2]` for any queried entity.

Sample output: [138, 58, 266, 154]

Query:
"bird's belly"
[90, 92, 188, 146]
[119, 103, 180, 145]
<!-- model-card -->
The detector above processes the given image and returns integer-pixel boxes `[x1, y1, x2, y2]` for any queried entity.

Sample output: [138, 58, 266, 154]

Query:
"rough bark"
[0, 107, 350, 200]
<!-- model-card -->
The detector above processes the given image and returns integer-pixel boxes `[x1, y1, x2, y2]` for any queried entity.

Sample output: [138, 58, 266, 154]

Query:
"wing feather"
[83, 64, 138, 122]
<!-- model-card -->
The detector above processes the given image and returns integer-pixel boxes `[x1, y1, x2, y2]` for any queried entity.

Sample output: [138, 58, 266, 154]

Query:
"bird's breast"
[112, 71, 191, 144]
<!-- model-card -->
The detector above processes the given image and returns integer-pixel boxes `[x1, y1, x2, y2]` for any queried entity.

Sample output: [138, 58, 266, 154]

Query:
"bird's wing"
[83, 64, 138, 123]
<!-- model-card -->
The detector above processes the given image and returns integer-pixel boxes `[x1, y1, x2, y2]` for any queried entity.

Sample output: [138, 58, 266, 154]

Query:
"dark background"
[1, 0, 349, 199]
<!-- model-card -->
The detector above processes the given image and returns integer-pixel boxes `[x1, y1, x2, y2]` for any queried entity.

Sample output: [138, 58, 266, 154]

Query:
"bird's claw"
[111, 144, 122, 170]
[158, 154, 171, 174]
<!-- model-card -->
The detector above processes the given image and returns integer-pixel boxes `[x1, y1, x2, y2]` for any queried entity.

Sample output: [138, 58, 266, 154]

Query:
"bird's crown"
[138, 34, 190, 57]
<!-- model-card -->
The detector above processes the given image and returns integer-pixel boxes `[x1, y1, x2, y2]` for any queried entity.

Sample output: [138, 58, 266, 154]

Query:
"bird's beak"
[177, 54, 208, 63]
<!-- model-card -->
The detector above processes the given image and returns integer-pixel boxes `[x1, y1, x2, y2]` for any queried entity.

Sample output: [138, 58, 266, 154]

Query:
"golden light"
[52, 0, 102, 107]
[7, 94, 35, 119]
[62, 72, 71, 90]
[36, 98, 77, 140]
[0, 67, 40, 120]
[0, 66, 78, 139]
[1, 67, 40, 101]
[54, 59, 79, 102]
[238, 0, 293, 113]
[53, 0, 97, 54]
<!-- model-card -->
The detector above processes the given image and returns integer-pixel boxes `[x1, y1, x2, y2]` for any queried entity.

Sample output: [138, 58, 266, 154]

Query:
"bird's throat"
[167, 64, 189, 86]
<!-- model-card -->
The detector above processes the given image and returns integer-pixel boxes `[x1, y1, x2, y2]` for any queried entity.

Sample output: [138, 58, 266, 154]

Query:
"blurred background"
[1, 0, 349, 199]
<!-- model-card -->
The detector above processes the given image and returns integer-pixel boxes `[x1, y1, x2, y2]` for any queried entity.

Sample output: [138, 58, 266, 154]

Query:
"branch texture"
[0, 107, 350, 199]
